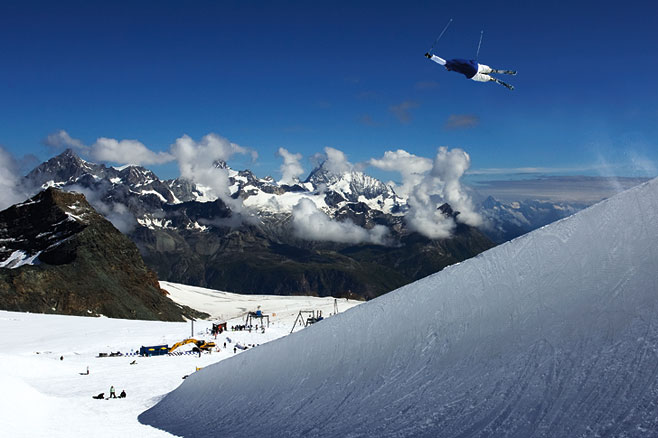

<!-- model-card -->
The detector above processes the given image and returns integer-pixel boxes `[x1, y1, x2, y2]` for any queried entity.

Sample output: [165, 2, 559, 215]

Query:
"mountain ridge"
[15, 149, 592, 298]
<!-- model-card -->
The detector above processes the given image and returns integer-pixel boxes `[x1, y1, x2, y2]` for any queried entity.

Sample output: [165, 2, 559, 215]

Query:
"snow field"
[0, 288, 362, 437]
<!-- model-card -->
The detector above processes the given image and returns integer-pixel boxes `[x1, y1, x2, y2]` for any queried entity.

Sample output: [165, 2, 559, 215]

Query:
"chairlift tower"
[290, 310, 324, 333]
[245, 310, 270, 328]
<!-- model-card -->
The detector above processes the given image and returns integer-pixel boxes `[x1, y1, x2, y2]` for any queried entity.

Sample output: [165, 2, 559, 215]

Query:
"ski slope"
[0, 287, 361, 437]
[141, 178, 658, 437]
[160, 281, 356, 322]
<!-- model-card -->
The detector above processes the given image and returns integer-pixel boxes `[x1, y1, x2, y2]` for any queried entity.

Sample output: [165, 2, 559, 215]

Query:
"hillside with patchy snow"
[141, 178, 658, 437]
[0, 188, 191, 321]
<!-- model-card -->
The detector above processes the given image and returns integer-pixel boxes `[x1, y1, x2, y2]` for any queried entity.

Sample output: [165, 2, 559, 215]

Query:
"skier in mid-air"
[424, 52, 516, 90]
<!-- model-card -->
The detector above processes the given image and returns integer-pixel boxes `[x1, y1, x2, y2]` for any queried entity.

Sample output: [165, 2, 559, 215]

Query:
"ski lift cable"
[476, 30, 484, 61]
[428, 18, 453, 54]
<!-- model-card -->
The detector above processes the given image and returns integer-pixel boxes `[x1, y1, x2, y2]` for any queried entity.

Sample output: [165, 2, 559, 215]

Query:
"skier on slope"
[424, 52, 516, 90]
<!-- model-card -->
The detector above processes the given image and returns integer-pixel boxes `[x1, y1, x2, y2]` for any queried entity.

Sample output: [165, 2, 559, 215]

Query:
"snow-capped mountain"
[25, 151, 401, 218]
[10, 149, 628, 309]
[304, 163, 402, 213]
[17, 150, 497, 298]
[20, 149, 618, 299]
[141, 177, 658, 437]
[26, 150, 584, 241]
[26, 148, 109, 186]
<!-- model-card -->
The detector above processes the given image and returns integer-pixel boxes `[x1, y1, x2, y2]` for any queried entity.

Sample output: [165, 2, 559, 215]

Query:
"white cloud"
[405, 190, 456, 238]
[474, 176, 649, 203]
[0, 147, 29, 210]
[97, 200, 138, 234]
[322, 147, 353, 174]
[369, 150, 432, 198]
[370, 147, 482, 237]
[291, 198, 389, 245]
[43, 130, 175, 166]
[67, 184, 137, 233]
[89, 137, 174, 166]
[430, 147, 482, 227]
[468, 165, 602, 176]
[43, 130, 88, 151]
[169, 133, 256, 211]
[277, 147, 304, 185]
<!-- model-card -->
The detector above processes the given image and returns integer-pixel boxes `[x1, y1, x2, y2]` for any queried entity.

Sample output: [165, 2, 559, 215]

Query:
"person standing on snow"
[424, 52, 516, 90]
[109, 385, 117, 398]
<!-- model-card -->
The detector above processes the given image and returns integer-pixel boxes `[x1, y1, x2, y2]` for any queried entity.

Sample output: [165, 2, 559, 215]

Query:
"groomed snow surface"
[0, 287, 361, 437]
[140, 178, 658, 437]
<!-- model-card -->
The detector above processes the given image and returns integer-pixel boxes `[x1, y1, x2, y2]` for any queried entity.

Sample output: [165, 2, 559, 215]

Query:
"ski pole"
[476, 30, 484, 61]
[428, 18, 453, 54]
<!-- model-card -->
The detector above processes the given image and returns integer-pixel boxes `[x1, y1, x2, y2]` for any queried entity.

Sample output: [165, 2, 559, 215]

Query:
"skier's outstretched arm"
[425, 53, 446, 66]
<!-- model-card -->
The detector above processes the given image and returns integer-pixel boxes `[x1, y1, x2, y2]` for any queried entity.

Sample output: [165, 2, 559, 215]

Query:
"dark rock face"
[0, 188, 201, 321]
[135, 218, 494, 300]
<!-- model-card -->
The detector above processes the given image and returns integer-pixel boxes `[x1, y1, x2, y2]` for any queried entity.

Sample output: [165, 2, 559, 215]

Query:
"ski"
[491, 77, 514, 90]
[491, 69, 517, 75]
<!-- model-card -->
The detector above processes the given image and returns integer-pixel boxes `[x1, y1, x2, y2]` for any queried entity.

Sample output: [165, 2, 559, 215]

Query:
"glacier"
[140, 178, 658, 437]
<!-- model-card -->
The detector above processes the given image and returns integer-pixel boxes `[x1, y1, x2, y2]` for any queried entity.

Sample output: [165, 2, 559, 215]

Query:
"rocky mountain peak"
[26, 149, 107, 189]
[482, 195, 501, 210]
[0, 188, 101, 267]
[117, 165, 157, 186]
[305, 162, 396, 203]
[304, 162, 346, 186]
[438, 203, 458, 218]
[60, 148, 80, 160]
[40, 186, 96, 215]
[213, 159, 229, 170]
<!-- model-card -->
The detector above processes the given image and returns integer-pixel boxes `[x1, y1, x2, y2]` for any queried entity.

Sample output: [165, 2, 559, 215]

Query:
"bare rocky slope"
[0, 188, 203, 321]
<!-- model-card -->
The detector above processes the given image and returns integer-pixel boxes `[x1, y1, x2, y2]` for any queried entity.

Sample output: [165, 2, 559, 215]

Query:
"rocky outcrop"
[0, 188, 203, 320]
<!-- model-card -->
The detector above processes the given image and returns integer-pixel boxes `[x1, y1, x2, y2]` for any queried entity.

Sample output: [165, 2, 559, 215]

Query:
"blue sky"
[1, 0, 657, 182]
